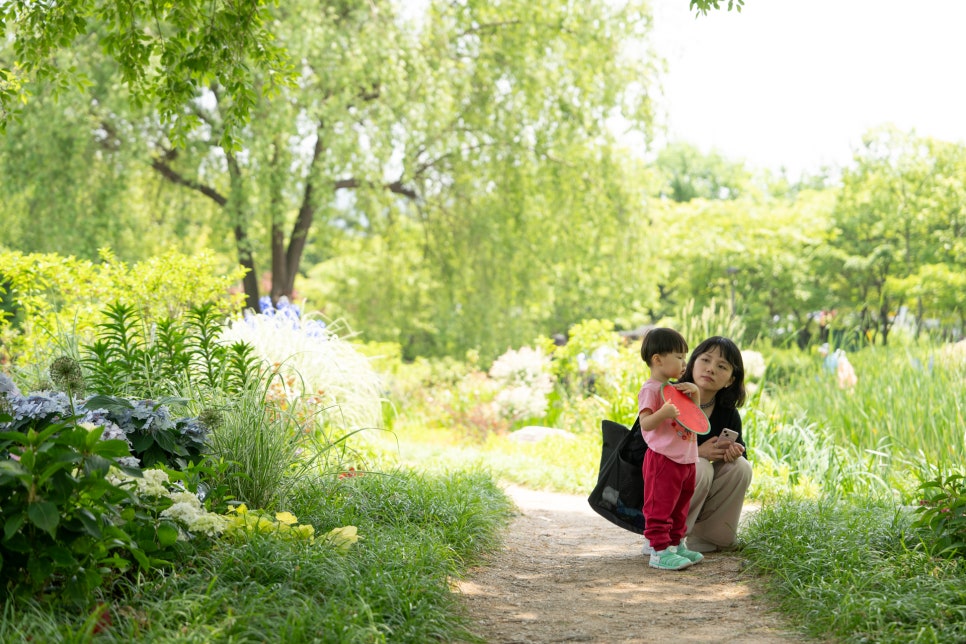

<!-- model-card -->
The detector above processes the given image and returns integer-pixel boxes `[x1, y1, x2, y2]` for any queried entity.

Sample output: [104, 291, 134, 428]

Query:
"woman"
[679, 336, 751, 552]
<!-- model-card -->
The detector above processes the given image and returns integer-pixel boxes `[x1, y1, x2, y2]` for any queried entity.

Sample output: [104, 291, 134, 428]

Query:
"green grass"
[0, 469, 513, 643]
[377, 424, 600, 495]
[759, 346, 966, 474]
[742, 498, 966, 643]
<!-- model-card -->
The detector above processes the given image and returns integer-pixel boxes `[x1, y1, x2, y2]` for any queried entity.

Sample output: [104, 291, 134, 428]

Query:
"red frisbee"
[660, 383, 711, 435]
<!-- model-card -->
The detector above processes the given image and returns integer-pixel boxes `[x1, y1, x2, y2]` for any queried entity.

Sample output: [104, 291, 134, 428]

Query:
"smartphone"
[719, 428, 740, 444]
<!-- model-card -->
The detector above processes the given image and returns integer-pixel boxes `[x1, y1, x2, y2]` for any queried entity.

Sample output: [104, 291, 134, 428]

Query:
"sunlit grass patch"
[742, 498, 966, 643]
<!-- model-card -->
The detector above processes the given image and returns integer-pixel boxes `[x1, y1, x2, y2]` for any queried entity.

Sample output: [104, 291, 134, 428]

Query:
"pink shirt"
[637, 377, 698, 465]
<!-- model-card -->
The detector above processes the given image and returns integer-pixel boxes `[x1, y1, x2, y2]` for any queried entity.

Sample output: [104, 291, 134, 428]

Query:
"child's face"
[653, 351, 687, 381]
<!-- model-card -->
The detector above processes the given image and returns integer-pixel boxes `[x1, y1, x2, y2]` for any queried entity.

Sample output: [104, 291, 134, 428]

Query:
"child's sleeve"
[638, 384, 659, 416]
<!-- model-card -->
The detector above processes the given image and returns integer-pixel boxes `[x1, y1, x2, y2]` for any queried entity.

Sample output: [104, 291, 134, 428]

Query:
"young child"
[638, 327, 705, 570]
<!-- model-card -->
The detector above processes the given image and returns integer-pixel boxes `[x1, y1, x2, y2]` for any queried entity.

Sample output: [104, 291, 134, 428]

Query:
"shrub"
[912, 470, 966, 558]
[488, 346, 554, 424]
[0, 248, 245, 370]
[0, 419, 172, 604]
[1, 370, 211, 470]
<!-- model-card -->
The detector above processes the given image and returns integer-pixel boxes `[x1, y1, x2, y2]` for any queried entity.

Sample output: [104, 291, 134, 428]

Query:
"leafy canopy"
[0, 0, 292, 148]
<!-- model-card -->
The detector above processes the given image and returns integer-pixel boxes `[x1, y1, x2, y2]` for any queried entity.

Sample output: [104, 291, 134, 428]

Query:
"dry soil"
[456, 485, 816, 644]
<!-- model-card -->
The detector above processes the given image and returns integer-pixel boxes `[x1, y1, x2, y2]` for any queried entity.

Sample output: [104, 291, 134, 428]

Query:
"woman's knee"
[694, 458, 714, 494]
[724, 457, 753, 492]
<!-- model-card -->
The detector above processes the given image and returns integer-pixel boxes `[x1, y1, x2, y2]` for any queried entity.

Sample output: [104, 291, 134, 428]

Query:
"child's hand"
[660, 400, 680, 420]
[673, 382, 700, 398]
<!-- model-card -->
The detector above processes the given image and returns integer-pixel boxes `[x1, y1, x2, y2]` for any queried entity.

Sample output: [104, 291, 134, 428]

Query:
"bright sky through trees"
[650, 0, 966, 175]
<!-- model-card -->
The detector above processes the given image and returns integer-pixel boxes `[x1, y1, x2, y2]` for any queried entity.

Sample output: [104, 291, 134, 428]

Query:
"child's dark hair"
[681, 336, 747, 408]
[640, 327, 688, 366]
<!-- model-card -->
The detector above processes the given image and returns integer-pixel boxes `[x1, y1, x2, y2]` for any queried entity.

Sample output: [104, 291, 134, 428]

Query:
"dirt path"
[457, 486, 814, 644]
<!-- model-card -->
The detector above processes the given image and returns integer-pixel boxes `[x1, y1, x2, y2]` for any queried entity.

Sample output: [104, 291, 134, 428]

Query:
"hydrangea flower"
[0, 372, 21, 398]
[161, 491, 229, 537]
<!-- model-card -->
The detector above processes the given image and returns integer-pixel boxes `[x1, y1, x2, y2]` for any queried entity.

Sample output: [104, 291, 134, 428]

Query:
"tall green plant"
[205, 375, 336, 511]
[0, 249, 245, 369]
[673, 298, 747, 346]
[81, 301, 259, 400]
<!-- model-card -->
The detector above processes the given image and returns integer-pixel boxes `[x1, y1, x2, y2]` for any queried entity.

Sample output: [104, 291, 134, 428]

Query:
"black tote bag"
[587, 417, 648, 534]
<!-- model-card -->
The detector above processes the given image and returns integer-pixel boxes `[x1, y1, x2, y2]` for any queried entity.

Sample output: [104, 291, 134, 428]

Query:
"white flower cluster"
[741, 350, 767, 381]
[109, 468, 228, 537]
[489, 347, 554, 421]
[161, 491, 228, 537]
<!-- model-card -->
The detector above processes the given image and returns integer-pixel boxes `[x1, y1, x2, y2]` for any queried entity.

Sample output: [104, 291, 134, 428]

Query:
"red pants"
[642, 450, 695, 552]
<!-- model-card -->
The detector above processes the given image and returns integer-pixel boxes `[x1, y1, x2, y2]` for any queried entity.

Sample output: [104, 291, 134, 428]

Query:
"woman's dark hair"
[640, 327, 688, 366]
[681, 336, 746, 408]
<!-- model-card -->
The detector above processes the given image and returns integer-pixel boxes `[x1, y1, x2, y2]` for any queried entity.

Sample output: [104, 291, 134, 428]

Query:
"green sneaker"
[671, 543, 704, 564]
[649, 548, 693, 570]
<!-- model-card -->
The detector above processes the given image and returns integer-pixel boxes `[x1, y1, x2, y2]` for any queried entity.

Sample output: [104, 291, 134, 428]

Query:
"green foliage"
[205, 376, 321, 511]
[542, 319, 622, 392]
[2, 359, 213, 471]
[756, 345, 817, 387]
[673, 298, 747, 348]
[743, 499, 966, 643]
[0, 0, 292, 147]
[758, 346, 965, 478]
[0, 421, 162, 603]
[912, 471, 966, 559]
[82, 394, 210, 470]
[136, 0, 664, 346]
[829, 127, 966, 344]
[81, 301, 260, 399]
[302, 468, 513, 565]
[653, 142, 751, 202]
[0, 469, 513, 642]
[0, 249, 245, 370]
[690, 0, 744, 14]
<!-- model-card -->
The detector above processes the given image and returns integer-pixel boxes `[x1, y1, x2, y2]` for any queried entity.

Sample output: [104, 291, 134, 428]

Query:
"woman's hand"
[698, 436, 745, 462]
[720, 442, 745, 463]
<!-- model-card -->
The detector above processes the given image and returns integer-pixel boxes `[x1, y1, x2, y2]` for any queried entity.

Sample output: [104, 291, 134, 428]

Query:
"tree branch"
[150, 154, 228, 206]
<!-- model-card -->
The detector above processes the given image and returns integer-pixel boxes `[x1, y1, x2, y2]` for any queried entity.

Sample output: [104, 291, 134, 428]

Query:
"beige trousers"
[685, 457, 753, 552]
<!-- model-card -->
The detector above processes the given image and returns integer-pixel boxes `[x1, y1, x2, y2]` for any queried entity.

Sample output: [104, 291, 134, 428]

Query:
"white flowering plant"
[488, 346, 554, 422]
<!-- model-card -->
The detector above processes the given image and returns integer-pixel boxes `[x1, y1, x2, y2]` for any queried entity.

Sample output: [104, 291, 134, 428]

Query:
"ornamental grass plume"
[219, 298, 384, 432]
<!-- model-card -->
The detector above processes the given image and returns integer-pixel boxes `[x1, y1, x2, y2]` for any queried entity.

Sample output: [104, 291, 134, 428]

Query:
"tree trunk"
[227, 152, 260, 311]
[280, 128, 327, 299]
[880, 300, 891, 346]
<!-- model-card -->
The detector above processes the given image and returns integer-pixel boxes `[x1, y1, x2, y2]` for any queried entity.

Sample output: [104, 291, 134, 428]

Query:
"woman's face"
[692, 346, 735, 394]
